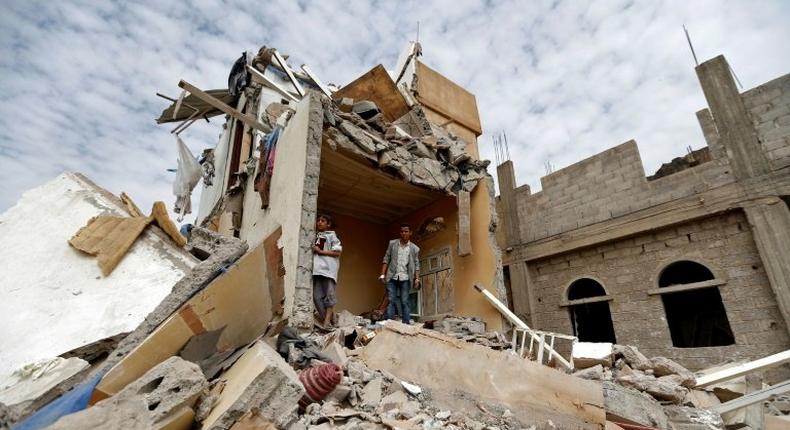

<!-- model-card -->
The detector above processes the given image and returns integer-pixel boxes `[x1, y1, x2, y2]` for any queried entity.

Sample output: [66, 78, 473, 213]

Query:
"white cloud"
[0, 0, 788, 221]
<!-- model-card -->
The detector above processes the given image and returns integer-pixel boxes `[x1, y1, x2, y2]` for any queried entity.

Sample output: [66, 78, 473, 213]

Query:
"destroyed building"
[157, 43, 507, 331]
[497, 54, 790, 375]
[3, 41, 790, 430]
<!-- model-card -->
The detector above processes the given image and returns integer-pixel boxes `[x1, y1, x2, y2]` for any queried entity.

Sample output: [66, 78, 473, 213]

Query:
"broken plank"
[695, 349, 790, 387]
[178, 80, 270, 134]
[272, 50, 305, 97]
[300, 64, 332, 97]
[150, 201, 187, 247]
[247, 66, 300, 103]
[120, 192, 144, 217]
[715, 379, 790, 414]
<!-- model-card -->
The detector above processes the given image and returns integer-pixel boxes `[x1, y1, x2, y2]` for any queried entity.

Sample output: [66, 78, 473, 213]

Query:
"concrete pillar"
[496, 161, 536, 326]
[744, 198, 790, 335]
[696, 55, 770, 180]
[496, 161, 522, 246]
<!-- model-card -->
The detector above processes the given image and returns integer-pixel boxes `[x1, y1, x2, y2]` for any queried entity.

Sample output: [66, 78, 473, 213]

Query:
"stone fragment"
[603, 381, 669, 429]
[616, 373, 688, 403]
[683, 389, 721, 409]
[650, 356, 696, 387]
[361, 377, 382, 411]
[336, 310, 358, 328]
[613, 345, 652, 371]
[663, 405, 724, 429]
[329, 129, 377, 163]
[573, 364, 604, 381]
[49, 356, 206, 430]
[392, 106, 433, 138]
[201, 341, 304, 430]
[434, 316, 486, 335]
[405, 140, 436, 160]
[379, 390, 408, 412]
[46, 397, 152, 430]
[436, 411, 452, 420]
[572, 342, 613, 369]
[325, 384, 352, 404]
[321, 341, 348, 367]
[347, 360, 374, 383]
[338, 122, 378, 155]
[338, 97, 354, 113]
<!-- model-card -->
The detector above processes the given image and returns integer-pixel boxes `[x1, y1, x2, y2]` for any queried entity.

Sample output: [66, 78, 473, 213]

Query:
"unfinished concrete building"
[158, 43, 506, 331]
[497, 54, 790, 373]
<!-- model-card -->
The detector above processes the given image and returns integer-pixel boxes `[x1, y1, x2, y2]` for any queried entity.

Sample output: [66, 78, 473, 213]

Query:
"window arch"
[562, 277, 616, 343]
[656, 260, 734, 348]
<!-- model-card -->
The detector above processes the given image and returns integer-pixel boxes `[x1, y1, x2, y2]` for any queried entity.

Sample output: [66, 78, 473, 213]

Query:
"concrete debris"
[48, 356, 206, 430]
[201, 341, 304, 429]
[428, 315, 511, 350]
[573, 342, 614, 369]
[573, 364, 605, 381]
[612, 345, 653, 371]
[650, 357, 696, 387]
[663, 405, 725, 429]
[603, 381, 670, 429]
[324, 101, 488, 195]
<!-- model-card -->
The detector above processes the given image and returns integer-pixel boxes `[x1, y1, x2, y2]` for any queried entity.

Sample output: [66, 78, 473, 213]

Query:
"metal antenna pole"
[683, 25, 699, 66]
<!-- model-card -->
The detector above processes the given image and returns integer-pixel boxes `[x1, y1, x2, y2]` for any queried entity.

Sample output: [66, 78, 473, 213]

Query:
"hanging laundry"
[254, 127, 282, 209]
[173, 136, 203, 222]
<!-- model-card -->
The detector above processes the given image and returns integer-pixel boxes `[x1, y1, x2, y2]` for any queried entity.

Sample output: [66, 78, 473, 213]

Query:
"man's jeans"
[386, 279, 411, 324]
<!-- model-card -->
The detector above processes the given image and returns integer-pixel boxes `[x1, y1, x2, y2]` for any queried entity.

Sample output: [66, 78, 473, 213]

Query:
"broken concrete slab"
[683, 389, 721, 409]
[0, 173, 198, 384]
[573, 364, 605, 381]
[616, 373, 688, 403]
[613, 345, 653, 371]
[321, 342, 348, 368]
[49, 356, 206, 430]
[361, 321, 605, 429]
[94, 240, 270, 401]
[200, 341, 303, 430]
[573, 342, 614, 369]
[650, 357, 695, 387]
[663, 405, 724, 430]
[603, 381, 669, 429]
[361, 377, 383, 411]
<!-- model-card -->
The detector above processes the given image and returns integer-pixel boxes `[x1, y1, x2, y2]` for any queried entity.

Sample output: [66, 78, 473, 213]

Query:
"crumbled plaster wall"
[238, 92, 324, 330]
[528, 212, 790, 372]
[0, 173, 199, 381]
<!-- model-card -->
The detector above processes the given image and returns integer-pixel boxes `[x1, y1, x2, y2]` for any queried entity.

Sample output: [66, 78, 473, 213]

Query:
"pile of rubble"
[572, 344, 728, 429]
[424, 316, 511, 350]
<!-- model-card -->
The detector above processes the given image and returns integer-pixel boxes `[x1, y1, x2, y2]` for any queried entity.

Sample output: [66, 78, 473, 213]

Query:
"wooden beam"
[647, 279, 726, 296]
[272, 50, 305, 97]
[177, 80, 270, 134]
[714, 379, 790, 414]
[300, 64, 332, 98]
[247, 66, 300, 103]
[695, 349, 790, 387]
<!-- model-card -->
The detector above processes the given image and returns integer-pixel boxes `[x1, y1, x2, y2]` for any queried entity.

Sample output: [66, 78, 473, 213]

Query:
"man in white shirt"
[379, 224, 421, 323]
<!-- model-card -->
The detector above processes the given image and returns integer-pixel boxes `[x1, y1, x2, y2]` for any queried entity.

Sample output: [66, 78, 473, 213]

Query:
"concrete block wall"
[742, 73, 790, 171]
[515, 141, 734, 243]
[527, 211, 789, 371]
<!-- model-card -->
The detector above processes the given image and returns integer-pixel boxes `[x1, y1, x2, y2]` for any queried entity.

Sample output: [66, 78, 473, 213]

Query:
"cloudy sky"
[1, 1, 789, 220]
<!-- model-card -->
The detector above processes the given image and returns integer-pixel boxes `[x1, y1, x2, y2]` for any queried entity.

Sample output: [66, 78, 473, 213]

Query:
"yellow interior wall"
[329, 213, 390, 315]
[387, 183, 501, 331]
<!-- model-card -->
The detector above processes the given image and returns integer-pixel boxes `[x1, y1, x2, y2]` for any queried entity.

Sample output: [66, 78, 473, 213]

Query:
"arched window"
[562, 278, 617, 343]
[655, 260, 734, 348]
